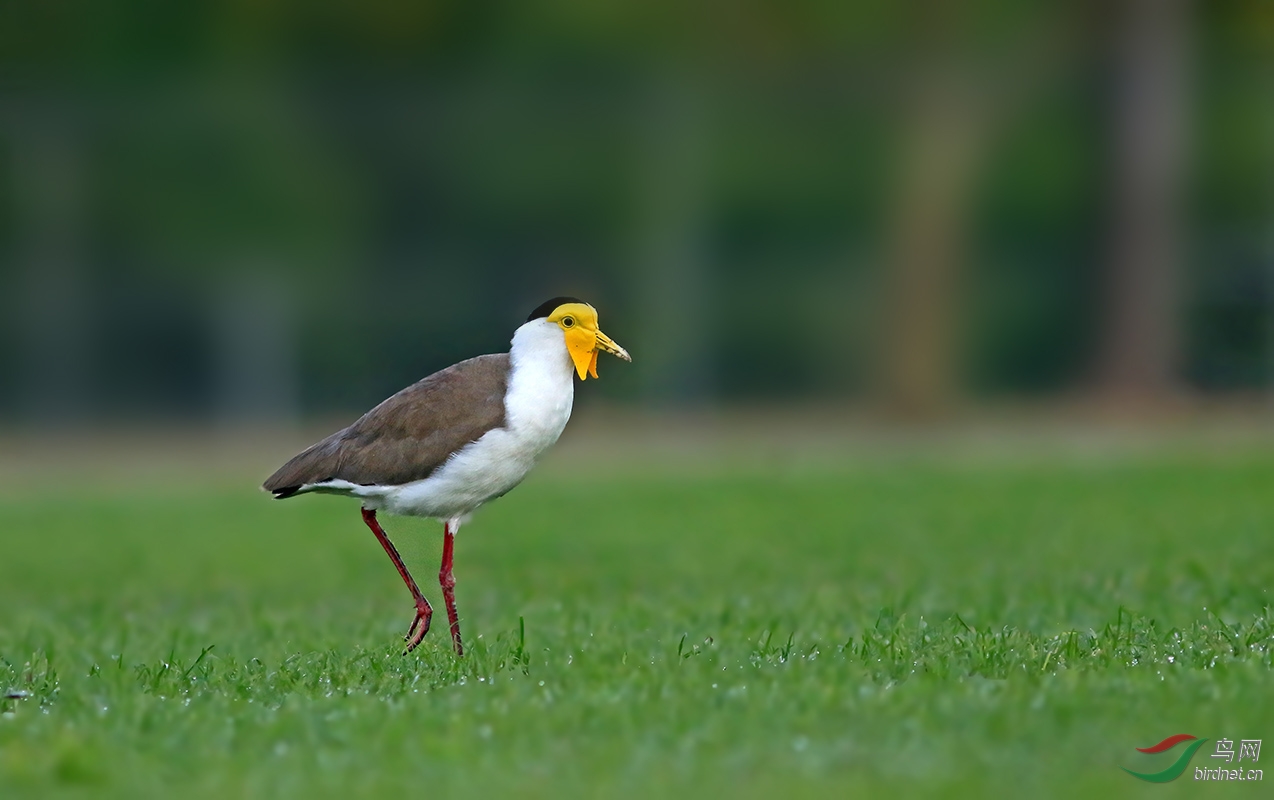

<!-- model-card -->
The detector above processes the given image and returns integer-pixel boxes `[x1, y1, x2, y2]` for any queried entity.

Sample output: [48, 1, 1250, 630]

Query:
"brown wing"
[263, 354, 510, 497]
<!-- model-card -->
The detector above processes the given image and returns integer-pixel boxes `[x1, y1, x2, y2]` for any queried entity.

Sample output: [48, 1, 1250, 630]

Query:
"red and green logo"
[1123, 734, 1209, 782]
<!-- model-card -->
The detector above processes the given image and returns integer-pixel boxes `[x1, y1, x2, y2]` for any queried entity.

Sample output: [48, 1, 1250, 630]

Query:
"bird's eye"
[562, 316, 575, 328]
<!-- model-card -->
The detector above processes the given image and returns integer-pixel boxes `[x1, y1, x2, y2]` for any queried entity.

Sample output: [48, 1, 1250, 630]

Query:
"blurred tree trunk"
[630, 75, 714, 407]
[13, 113, 92, 427]
[1097, 0, 1191, 401]
[878, 66, 986, 418]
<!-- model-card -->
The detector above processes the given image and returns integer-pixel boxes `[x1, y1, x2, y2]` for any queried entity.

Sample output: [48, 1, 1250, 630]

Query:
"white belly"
[379, 419, 564, 518]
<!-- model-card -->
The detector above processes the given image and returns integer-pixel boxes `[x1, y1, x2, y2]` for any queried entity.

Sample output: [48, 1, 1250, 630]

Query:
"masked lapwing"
[262, 297, 630, 655]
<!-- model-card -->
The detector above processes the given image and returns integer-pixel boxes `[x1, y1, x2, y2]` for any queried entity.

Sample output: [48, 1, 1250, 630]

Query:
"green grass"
[2, 449, 1273, 797]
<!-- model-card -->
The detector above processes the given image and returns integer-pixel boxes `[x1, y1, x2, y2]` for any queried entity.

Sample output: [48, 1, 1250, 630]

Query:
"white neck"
[505, 320, 575, 440]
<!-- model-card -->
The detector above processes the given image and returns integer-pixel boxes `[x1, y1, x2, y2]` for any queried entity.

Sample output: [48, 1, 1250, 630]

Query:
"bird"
[262, 297, 630, 655]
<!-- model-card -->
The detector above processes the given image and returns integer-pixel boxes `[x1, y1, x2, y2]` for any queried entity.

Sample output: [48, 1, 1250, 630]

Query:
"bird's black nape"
[527, 296, 585, 322]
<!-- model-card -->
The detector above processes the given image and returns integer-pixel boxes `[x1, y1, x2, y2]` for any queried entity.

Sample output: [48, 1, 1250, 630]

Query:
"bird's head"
[526, 297, 631, 380]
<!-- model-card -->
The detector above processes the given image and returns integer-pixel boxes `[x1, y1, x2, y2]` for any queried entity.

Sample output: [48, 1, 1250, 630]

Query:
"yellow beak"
[566, 327, 631, 380]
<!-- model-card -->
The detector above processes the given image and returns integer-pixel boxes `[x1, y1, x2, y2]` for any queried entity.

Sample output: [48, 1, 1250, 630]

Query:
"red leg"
[361, 508, 433, 653]
[439, 522, 463, 655]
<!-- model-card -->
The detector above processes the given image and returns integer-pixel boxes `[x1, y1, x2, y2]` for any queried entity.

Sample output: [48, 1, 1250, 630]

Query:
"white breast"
[377, 320, 575, 520]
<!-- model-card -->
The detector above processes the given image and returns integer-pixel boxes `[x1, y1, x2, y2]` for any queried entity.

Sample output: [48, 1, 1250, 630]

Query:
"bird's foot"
[403, 600, 433, 654]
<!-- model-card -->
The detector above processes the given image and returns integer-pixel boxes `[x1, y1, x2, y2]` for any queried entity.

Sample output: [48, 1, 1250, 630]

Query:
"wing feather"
[262, 354, 510, 496]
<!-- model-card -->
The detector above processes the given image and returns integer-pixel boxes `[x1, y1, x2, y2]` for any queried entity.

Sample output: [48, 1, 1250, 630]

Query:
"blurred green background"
[3, 4, 1274, 798]
[1, 1, 1271, 425]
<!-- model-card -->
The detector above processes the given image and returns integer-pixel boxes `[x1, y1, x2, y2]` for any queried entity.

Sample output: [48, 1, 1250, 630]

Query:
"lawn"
[1, 441, 1272, 797]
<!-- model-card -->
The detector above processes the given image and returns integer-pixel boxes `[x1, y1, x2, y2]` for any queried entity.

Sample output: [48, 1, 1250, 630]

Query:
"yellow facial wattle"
[547, 302, 631, 380]
[563, 324, 598, 380]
